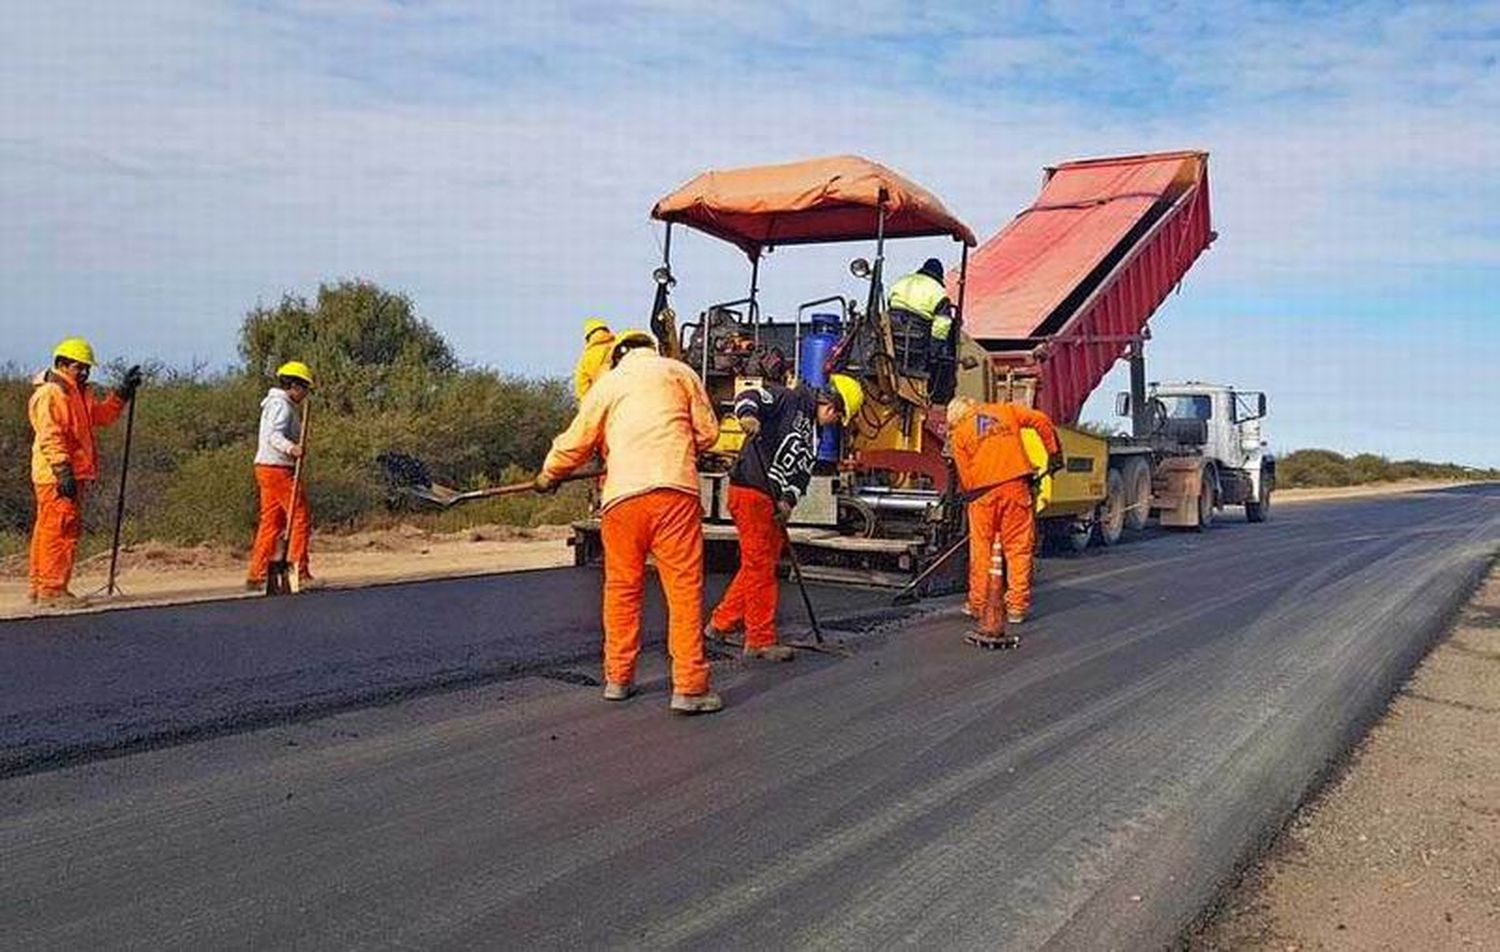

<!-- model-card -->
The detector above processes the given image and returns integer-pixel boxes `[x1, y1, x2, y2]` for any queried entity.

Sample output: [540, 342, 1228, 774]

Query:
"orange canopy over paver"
[960, 151, 1206, 342]
[652, 155, 976, 257]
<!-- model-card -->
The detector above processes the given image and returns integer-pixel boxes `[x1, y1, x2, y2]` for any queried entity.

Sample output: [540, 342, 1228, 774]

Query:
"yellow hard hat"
[583, 318, 611, 341]
[53, 337, 97, 366]
[276, 360, 314, 387]
[610, 329, 657, 366]
[826, 373, 865, 420]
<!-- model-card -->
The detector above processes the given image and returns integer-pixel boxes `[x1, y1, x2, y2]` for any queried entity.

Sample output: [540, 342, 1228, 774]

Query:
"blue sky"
[1, 1, 1497, 462]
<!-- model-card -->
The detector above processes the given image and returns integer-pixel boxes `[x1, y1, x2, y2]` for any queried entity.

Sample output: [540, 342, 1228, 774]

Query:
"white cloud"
[0, 0, 1496, 459]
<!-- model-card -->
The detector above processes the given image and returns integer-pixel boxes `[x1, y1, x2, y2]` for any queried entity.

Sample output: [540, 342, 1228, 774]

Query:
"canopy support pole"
[956, 242, 969, 319]
[867, 203, 887, 319]
[748, 254, 761, 343]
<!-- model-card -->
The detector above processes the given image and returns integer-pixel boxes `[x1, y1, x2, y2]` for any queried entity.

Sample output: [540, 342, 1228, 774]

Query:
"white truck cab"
[1148, 382, 1275, 522]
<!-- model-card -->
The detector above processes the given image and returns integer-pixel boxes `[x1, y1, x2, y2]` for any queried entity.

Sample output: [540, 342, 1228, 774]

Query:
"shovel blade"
[784, 638, 853, 658]
[265, 560, 291, 596]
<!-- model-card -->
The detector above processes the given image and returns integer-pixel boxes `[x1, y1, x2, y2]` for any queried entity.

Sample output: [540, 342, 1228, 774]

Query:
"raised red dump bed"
[959, 151, 1214, 424]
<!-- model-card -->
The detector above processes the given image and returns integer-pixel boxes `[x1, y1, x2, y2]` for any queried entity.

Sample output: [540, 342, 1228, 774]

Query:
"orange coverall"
[950, 401, 1060, 618]
[710, 485, 783, 648]
[27, 369, 125, 597]
[542, 348, 720, 694]
[247, 466, 311, 583]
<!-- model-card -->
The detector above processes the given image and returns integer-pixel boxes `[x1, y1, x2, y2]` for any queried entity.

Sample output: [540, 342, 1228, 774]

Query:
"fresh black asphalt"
[0, 569, 882, 775]
[3, 485, 1498, 949]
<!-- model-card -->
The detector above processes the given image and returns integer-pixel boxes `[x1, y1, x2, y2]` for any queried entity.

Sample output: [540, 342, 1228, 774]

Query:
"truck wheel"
[1121, 457, 1151, 531]
[1097, 469, 1126, 546]
[1196, 473, 1216, 530]
[1246, 478, 1271, 523]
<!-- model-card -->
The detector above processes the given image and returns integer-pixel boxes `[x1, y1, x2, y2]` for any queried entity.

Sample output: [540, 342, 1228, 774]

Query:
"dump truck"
[958, 150, 1275, 553]
[569, 150, 1273, 591]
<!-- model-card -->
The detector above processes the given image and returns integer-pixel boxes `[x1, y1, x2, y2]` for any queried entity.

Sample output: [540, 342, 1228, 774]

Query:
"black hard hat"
[919, 258, 945, 281]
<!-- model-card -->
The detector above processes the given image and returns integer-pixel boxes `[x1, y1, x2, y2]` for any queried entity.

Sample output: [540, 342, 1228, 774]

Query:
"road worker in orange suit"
[947, 395, 1064, 628]
[706, 374, 864, 661]
[572, 318, 616, 402]
[246, 361, 317, 591]
[28, 338, 141, 608]
[535, 330, 723, 715]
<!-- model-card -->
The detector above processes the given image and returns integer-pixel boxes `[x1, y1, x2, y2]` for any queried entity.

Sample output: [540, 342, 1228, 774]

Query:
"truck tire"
[1246, 474, 1271, 523]
[1196, 470, 1216, 530]
[1121, 457, 1151, 531]
[1097, 469, 1126, 546]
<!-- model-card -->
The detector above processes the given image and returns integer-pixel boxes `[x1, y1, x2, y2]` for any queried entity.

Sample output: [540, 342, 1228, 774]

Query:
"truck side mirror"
[1115, 392, 1131, 417]
[1258, 393, 1267, 417]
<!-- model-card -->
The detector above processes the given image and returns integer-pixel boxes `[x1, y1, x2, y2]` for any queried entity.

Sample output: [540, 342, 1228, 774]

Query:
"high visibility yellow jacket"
[29, 369, 125, 483]
[888, 272, 954, 340]
[544, 349, 719, 511]
[572, 332, 616, 402]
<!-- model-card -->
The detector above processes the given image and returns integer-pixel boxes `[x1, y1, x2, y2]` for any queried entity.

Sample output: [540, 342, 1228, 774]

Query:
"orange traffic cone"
[967, 540, 1020, 650]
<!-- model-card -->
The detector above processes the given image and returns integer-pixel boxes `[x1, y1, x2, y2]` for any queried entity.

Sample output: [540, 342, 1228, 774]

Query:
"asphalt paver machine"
[569, 155, 979, 588]
[570, 150, 1271, 591]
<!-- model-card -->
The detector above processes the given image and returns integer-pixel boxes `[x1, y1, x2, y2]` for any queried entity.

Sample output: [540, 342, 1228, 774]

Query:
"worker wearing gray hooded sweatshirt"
[246, 361, 315, 589]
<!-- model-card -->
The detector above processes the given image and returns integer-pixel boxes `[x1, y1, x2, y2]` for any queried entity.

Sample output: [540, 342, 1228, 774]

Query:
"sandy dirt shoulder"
[1275, 478, 1491, 504]
[1192, 566, 1500, 950]
[0, 523, 575, 620]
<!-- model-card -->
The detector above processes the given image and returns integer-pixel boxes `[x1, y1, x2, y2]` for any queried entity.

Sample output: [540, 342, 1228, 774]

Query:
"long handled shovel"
[378, 451, 602, 508]
[891, 531, 968, 606]
[266, 402, 310, 596]
[102, 392, 138, 598]
[891, 476, 1040, 607]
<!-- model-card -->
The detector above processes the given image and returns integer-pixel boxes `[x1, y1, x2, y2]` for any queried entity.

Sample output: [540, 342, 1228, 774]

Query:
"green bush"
[144, 443, 259, 545]
[0, 280, 583, 549]
[1277, 448, 1499, 489]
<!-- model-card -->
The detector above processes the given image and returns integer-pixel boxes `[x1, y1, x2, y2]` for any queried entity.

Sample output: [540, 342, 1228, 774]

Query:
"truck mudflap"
[568, 519, 967, 593]
[1153, 457, 1209, 528]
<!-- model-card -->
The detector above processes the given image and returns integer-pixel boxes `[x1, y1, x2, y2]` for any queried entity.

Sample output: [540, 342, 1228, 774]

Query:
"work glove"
[774, 497, 795, 526]
[533, 472, 558, 495]
[116, 364, 143, 402]
[738, 415, 761, 437]
[1046, 450, 1066, 476]
[53, 464, 78, 500]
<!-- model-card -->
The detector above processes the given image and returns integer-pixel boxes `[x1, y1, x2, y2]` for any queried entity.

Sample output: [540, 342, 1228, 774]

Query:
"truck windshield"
[1162, 395, 1212, 420]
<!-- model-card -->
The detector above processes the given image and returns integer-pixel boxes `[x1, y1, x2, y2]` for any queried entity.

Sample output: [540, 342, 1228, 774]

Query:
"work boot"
[602, 681, 635, 702]
[669, 692, 724, 715]
[743, 644, 795, 662]
[35, 591, 88, 611]
[704, 621, 739, 642]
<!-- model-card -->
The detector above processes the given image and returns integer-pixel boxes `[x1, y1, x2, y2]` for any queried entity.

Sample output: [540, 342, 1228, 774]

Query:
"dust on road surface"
[1193, 566, 1500, 951]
